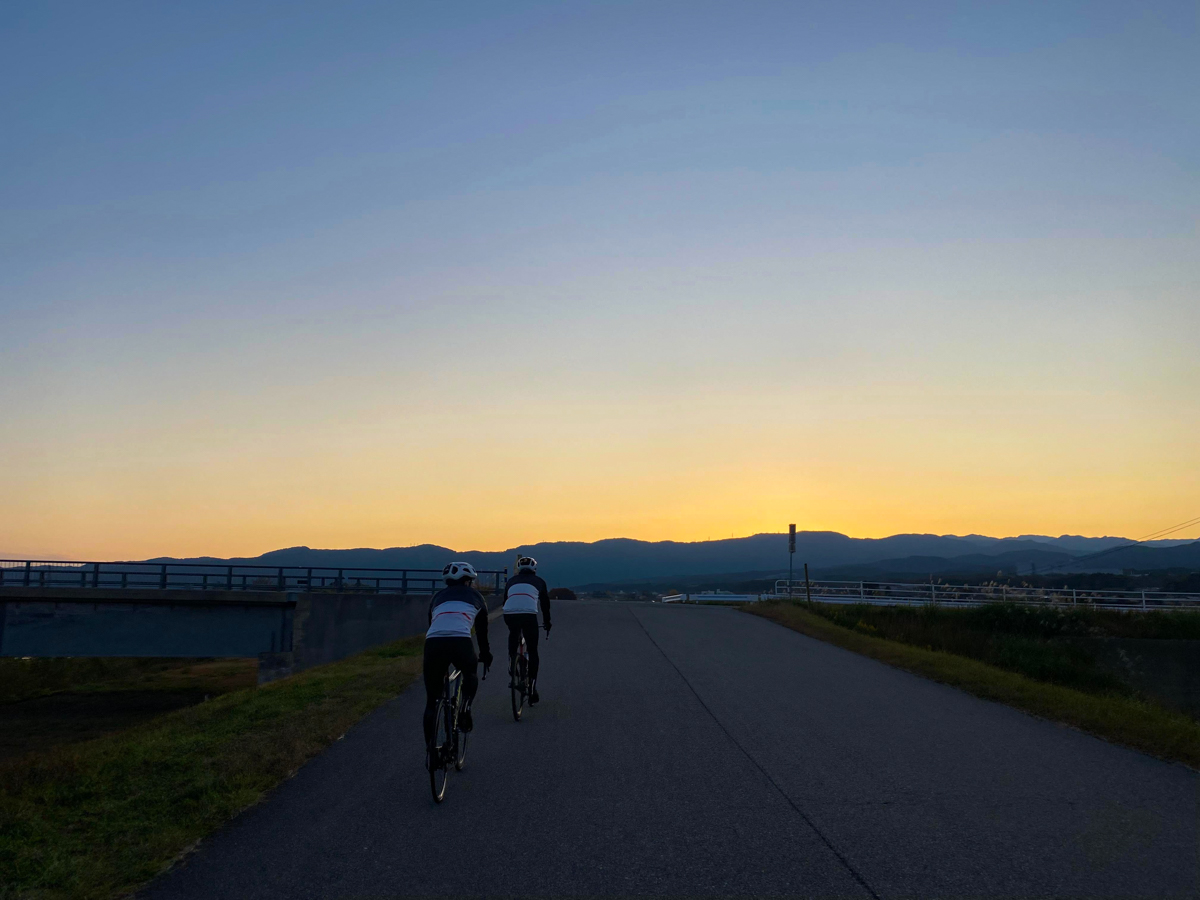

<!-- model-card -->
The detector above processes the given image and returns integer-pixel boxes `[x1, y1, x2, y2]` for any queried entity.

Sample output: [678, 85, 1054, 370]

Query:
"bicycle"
[426, 662, 483, 803]
[509, 633, 531, 721]
[509, 627, 548, 721]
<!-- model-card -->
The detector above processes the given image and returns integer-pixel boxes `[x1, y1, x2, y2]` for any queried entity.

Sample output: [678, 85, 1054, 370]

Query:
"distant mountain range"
[1049, 541, 1200, 574]
[143, 532, 1200, 588]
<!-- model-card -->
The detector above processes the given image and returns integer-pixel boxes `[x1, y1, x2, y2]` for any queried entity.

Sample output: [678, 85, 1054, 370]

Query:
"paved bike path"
[143, 601, 1197, 898]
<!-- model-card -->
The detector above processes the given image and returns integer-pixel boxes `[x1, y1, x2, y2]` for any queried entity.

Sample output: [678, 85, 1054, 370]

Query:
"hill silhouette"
[144, 532, 1200, 588]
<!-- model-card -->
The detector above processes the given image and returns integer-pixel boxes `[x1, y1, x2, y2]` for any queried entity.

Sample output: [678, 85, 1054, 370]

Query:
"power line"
[1044, 513, 1200, 571]
[1135, 515, 1200, 543]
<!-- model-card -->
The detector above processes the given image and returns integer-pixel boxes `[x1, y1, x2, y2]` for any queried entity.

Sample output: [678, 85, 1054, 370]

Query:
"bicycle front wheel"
[427, 697, 449, 803]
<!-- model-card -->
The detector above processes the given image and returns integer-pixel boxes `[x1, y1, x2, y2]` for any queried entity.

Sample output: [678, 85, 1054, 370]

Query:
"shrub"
[805, 602, 1132, 695]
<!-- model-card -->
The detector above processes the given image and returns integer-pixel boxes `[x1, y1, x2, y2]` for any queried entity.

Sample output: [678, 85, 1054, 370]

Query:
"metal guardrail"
[772, 579, 1200, 611]
[661, 591, 771, 604]
[0, 560, 508, 596]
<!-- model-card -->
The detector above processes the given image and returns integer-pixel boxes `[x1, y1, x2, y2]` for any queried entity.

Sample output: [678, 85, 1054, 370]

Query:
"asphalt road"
[144, 600, 1198, 899]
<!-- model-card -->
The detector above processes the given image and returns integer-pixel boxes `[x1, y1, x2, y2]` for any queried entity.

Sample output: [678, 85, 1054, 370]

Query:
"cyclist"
[424, 561, 492, 745]
[503, 555, 551, 704]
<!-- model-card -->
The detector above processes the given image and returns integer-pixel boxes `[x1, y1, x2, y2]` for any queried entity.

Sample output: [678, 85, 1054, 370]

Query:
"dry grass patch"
[0, 658, 258, 706]
[0, 659, 260, 762]
[748, 601, 1200, 770]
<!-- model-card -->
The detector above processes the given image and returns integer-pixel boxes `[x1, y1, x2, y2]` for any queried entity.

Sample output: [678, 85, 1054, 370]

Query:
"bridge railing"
[0, 560, 508, 596]
[772, 580, 1200, 610]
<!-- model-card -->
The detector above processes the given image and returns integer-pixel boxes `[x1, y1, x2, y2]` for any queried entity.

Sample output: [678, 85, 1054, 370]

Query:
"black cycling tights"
[504, 613, 540, 682]
[422, 636, 478, 745]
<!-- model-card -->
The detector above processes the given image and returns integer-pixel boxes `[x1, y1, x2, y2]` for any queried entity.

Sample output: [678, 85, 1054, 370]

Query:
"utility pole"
[804, 562, 811, 604]
[788, 524, 796, 599]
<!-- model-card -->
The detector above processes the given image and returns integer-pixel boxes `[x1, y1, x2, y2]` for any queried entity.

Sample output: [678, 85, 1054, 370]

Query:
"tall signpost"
[788, 524, 796, 599]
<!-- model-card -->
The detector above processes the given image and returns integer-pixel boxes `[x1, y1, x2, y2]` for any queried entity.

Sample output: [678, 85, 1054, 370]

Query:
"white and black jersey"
[503, 571, 551, 626]
[426, 583, 491, 650]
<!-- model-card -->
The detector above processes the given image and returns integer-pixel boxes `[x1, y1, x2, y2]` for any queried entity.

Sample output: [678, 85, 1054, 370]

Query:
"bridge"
[0, 558, 506, 595]
[0, 559, 508, 681]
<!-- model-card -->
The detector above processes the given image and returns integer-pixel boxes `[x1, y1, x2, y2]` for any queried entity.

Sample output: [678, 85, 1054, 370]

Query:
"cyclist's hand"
[480, 650, 494, 668]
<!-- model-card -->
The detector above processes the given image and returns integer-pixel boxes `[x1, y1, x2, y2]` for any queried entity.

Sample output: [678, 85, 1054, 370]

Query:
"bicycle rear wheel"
[427, 696, 449, 803]
[510, 654, 525, 721]
[454, 716, 468, 771]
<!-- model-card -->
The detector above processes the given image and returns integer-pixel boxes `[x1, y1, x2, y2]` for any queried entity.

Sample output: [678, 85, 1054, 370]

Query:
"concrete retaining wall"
[257, 591, 489, 683]
[0, 587, 503, 684]
[0, 589, 294, 658]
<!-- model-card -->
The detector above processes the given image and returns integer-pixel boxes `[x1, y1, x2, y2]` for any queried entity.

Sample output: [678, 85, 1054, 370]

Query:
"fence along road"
[144, 600, 1195, 899]
[664, 580, 1200, 611]
[773, 579, 1200, 610]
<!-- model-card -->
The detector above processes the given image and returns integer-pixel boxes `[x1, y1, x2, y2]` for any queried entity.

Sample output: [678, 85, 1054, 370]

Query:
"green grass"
[748, 601, 1200, 770]
[0, 637, 424, 900]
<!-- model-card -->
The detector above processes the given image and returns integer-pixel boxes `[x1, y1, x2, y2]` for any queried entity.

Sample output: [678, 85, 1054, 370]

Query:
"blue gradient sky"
[2, 1, 1197, 558]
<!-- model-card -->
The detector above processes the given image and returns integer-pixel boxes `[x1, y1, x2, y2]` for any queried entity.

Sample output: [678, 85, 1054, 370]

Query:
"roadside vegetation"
[749, 601, 1200, 770]
[0, 637, 424, 900]
[801, 601, 1200, 694]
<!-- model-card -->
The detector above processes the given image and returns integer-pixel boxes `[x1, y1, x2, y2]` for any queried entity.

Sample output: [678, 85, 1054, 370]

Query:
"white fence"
[770, 580, 1200, 611]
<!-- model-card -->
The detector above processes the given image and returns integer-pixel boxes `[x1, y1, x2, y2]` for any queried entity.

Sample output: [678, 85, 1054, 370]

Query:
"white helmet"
[442, 561, 477, 584]
[516, 556, 537, 573]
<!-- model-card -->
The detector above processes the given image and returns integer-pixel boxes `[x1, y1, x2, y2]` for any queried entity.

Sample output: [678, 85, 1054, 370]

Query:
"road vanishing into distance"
[144, 601, 1197, 899]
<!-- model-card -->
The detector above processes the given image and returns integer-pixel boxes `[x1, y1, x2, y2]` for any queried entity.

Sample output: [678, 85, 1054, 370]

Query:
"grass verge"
[0, 637, 424, 900]
[747, 601, 1200, 770]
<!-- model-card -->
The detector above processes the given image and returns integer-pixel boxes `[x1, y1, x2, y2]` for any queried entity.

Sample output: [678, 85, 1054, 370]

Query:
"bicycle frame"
[428, 663, 464, 803]
[517, 634, 530, 689]
[510, 633, 530, 721]
[445, 664, 462, 731]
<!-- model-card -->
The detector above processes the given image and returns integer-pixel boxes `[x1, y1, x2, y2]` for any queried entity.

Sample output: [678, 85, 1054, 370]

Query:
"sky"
[1, 1, 1197, 559]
